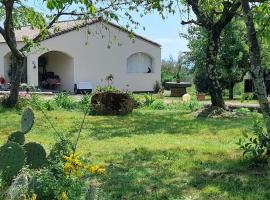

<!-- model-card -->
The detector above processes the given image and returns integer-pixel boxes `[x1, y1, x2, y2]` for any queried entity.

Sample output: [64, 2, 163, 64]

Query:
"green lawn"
[1, 108, 269, 200]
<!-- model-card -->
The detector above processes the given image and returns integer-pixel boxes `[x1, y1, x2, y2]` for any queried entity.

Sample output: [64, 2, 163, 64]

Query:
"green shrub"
[143, 93, 155, 106]
[43, 100, 57, 111]
[29, 94, 45, 110]
[78, 94, 91, 110]
[129, 94, 142, 108]
[54, 92, 76, 110]
[241, 93, 254, 102]
[235, 108, 251, 115]
[0, 95, 12, 108]
[181, 98, 202, 111]
[29, 165, 85, 200]
[237, 117, 270, 162]
[150, 100, 166, 110]
[47, 137, 73, 163]
[95, 85, 119, 93]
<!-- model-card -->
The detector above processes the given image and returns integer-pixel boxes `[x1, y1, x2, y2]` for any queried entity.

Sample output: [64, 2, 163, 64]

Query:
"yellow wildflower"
[88, 165, 106, 174]
[31, 193, 37, 200]
[59, 192, 69, 200]
[63, 154, 83, 176]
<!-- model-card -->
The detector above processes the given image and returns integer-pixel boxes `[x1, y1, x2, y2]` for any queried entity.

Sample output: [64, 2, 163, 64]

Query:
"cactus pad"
[24, 142, 47, 169]
[8, 131, 25, 145]
[0, 142, 25, 184]
[21, 107, 34, 134]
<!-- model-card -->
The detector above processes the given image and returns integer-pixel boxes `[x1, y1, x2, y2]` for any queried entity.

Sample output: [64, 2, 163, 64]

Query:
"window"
[127, 53, 153, 73]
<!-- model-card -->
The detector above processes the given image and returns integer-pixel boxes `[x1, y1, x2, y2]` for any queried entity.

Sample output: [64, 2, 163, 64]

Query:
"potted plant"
[196, 92, 206, 101]
[175, 71, 181, 83]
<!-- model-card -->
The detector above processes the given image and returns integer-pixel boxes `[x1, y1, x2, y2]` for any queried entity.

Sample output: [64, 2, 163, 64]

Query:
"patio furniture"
[74, 82, 93, 94]
[165, 82, 192, 97]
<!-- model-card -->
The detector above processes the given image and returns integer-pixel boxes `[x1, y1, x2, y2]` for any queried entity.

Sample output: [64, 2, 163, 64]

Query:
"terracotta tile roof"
[0, 19, 161, 47]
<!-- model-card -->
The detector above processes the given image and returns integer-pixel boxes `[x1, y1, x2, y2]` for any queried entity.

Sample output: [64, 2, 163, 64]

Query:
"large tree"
[240, 0, 270, 133]
[218, 20, 249, 99]
[0, 0, 173, 107]
[181, 0, 241, 108]
[185, 19, 249, 99]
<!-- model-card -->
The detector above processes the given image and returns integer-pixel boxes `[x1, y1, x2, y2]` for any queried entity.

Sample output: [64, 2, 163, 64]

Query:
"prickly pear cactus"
[21, 107, 34, 134]
[8, 131, 25, 145]
[24, 142, 47, 169]
[0, 142, 25, 184]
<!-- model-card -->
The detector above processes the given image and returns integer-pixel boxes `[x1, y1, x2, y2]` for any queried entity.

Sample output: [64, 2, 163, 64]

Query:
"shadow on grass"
[87, 110, 253, 139]
[100, 148, 186, 200]
[99, 148, 270, 200]
[187, 159, 270, 200]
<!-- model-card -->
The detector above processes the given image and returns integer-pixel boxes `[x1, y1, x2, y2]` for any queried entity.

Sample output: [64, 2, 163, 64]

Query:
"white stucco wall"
[0, 43, 24, 83]
[0, 22, 161, 92]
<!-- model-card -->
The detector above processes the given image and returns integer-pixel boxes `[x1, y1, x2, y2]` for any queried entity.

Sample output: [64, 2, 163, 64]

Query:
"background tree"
[161, 52, 192, 88]
[218, 19, 249, 99]
[181, 0, 241, 108]
[161, 55, 178, 87]
[240, 0, 270, 133]
[185, 19, 249, 99]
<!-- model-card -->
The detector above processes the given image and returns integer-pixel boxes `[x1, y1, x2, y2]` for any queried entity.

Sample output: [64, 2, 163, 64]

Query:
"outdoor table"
[165, 82, 192, 97]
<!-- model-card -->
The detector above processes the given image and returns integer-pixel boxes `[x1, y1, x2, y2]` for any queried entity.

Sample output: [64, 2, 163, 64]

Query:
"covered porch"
[0, 50, 74, 93]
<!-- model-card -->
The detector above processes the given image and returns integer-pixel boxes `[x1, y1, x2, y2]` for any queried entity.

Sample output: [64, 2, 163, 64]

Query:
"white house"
[0, 19, 161, 93]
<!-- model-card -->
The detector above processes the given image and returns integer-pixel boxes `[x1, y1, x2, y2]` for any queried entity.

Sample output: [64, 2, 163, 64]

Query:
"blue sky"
[133, 13, 189, 60]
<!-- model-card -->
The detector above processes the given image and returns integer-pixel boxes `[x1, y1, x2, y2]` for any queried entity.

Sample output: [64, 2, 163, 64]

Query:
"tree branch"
[20, 7, 66, 52]
[181, 19, 202, 26]
[215, 0, 241, 30]
[186, 0, 210, 27]
[3, 0, 24, 59]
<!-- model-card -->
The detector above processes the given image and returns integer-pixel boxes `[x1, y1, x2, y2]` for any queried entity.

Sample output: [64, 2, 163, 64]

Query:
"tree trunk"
[6, 56, 25, 107]
[229, 81, 234, 100]
[206, 30, 225, 108]
[241, 0, 270, 133]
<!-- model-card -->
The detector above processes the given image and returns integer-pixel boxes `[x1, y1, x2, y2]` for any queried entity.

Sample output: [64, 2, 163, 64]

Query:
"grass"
[1, 107, 270, 199]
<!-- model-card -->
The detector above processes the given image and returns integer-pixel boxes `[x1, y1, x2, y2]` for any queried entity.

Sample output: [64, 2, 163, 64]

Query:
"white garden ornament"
[182, 94, 191, 102]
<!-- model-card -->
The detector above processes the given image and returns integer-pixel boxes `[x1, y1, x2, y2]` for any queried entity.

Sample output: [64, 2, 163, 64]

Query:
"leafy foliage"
[161, 53, 192, 88]
[238, 117, 270, 162]
[150, 99, 166, 110]
[143, 93, 156, 106]
[8, 132, 25, 145]
[0, 108, 47, 186]
[0, 142, 25, 185]
[54, 92, 76, 110]
[21, 107, 34, 134]
[185, 19, 249, 97]
[24, 142, 47, 169]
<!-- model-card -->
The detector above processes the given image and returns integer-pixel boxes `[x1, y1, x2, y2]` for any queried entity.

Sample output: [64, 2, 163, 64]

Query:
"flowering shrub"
[88, 165, 106, 174]
[63, 154, 83, 176]
[63, 153, 106, 176]
[0, 76, 5, 84]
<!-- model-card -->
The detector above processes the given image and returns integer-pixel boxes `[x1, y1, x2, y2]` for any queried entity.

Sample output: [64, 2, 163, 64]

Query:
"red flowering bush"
[0, 76, 5, 84]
